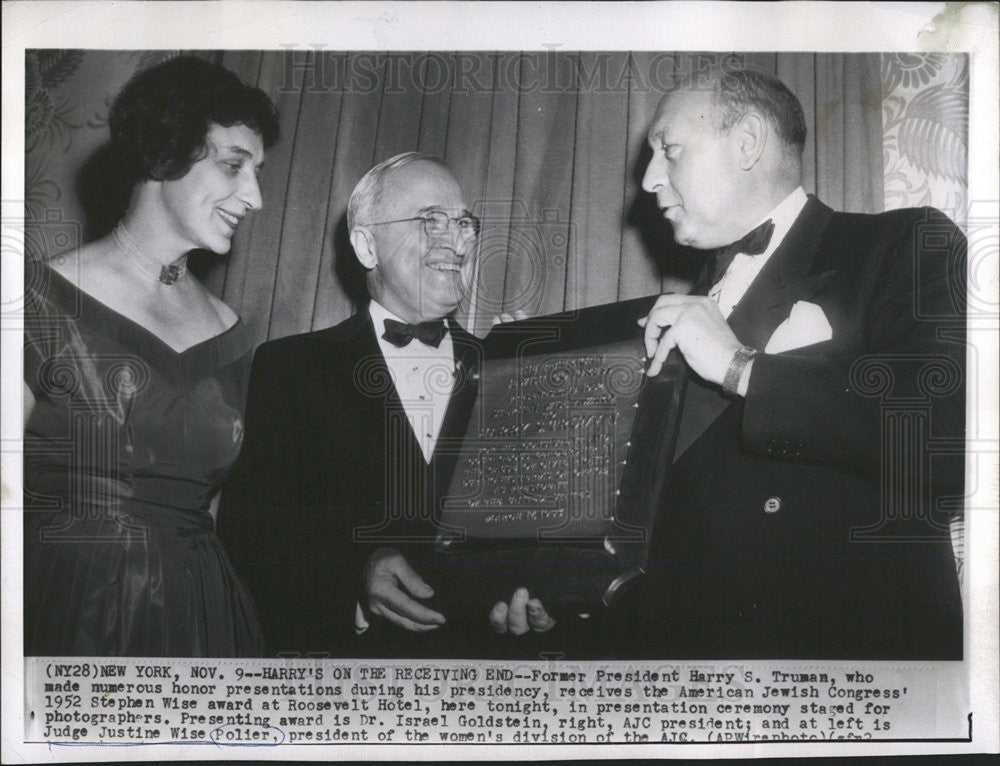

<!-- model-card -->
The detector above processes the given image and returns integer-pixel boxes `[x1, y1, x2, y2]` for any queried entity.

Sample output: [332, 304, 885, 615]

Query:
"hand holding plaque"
[424, 296, 687, 625]
[364, 547, 446, 632]
[489, 588, 556, 635]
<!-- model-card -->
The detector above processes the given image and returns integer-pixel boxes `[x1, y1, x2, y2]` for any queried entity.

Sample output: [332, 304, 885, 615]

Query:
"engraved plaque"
[427, 297, 686, 617]
[438, 337, 645, 541]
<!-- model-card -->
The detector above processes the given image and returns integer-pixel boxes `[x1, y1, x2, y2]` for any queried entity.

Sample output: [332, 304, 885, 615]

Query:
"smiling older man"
[221, 153, 553, 657]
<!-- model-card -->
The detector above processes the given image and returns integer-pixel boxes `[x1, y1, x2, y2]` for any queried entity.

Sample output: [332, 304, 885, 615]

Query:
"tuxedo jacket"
[219, 310, 482, 657]
[633, 196, 966, 659]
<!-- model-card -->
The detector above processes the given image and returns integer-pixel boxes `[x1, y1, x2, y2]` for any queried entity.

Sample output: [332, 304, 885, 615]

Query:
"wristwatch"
[722, 345, 759, 397]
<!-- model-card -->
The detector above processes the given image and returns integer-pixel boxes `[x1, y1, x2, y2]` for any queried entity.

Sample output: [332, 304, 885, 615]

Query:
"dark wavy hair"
[109, 56, 280, 186]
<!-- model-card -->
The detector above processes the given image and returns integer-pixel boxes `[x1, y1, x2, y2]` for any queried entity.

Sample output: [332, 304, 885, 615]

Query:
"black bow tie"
[710, 218, 775, 284]
[382, 318, 448, 348]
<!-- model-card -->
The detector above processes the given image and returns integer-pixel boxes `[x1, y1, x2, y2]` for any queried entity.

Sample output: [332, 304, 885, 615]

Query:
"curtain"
[25, 51, 890, 345]
[208, 51, 885, 345]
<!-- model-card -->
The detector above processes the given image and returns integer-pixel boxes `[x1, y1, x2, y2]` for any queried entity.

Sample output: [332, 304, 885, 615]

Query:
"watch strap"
[722, 345, 759, 397]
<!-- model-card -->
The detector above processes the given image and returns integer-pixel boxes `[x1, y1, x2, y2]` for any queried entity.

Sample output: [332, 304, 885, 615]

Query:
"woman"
[23, 56, 279, 656]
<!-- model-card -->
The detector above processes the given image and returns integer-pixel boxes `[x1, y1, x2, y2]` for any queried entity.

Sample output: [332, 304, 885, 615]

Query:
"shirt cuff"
[738, 358, 755, 397]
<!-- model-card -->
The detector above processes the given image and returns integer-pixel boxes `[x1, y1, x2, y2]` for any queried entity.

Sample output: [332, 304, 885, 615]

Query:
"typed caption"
[26, 658, 969, 747]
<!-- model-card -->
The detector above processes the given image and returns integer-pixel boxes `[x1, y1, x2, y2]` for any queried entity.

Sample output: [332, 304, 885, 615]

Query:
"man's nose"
[641, 155, 665, 194]
[434, 219, 470, 254]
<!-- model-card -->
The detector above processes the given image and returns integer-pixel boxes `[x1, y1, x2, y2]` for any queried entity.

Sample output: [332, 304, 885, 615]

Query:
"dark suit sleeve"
[219, 337, 365, 656]
[220, 341, 361, 655]
[218, 343, 288, 641]
[740, 208, 966, 483]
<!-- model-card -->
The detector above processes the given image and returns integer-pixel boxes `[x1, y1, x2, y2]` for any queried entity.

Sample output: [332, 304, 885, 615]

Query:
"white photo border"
[3, 1, 998, 761]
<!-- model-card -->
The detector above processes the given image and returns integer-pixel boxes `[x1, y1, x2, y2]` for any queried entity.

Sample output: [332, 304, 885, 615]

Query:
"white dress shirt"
[368, 300, 456, 463]
[710, 186, 808, 318]
[357, 301, 458, 634]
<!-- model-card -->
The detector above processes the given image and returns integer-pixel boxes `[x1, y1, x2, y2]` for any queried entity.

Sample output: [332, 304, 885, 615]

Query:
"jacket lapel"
[349, 312, 437, 543]
[674, 196, 837, 460]
[353, 312, 480, 471]
[430, 320, 482, 513]
[349, 312, 391, 417]
[351, 312, 427, 467]
[728, 196, 836, 350]
[436, 319, 482, 450]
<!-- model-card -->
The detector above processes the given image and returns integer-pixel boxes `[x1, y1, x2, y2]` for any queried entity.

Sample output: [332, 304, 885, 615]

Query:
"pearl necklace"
[112, 222, 188, 285]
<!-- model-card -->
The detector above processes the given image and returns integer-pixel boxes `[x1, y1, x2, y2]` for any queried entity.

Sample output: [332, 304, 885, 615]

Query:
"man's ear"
[350, 227, 378, 270]
[735, 111, 768, 171]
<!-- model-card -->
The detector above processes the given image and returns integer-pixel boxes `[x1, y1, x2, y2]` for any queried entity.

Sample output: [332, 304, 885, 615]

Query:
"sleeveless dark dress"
[23, 260, 263, 656]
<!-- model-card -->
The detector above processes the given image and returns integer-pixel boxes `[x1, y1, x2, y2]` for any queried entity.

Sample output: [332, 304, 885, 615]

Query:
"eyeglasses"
[359, 211, 480, 240]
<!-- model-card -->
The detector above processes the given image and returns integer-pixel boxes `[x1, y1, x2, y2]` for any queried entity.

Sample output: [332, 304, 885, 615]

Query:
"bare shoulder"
[46, 237, 122, 295]
[203, 288, 240, 329]
[45, 241, 91, 282]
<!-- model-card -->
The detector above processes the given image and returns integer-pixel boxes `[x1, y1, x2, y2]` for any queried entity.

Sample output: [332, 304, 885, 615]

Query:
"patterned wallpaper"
[25, 51, 184, 259]
[880, 53, 969, 227]
[879, 52, 969, 584]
